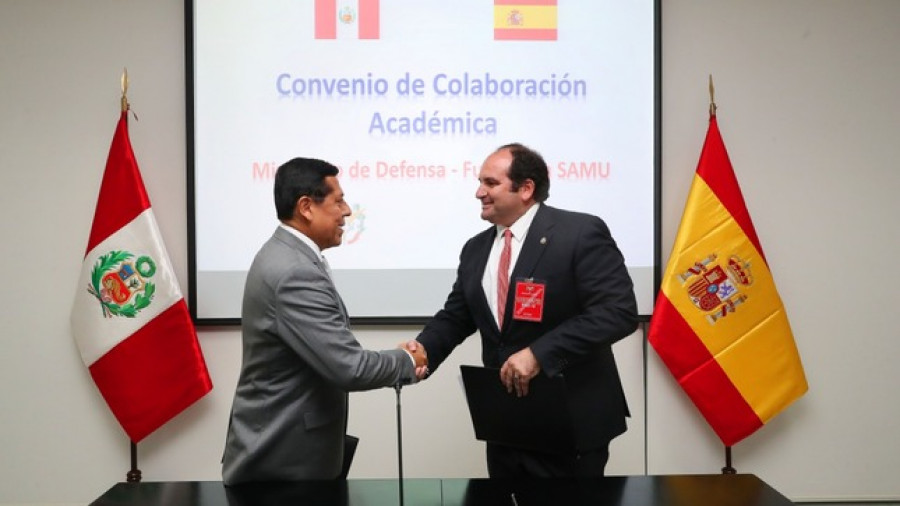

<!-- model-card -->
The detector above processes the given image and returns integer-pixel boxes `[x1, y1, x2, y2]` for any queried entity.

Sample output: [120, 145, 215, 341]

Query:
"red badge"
[513, 279, 545, 322]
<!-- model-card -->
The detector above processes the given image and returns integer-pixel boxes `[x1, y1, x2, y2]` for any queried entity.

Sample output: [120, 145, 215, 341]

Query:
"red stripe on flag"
[680, 357, 764, 446]
[358, 0, 379, 39]
[695, 117, 765, 263]
[495, 0, 557, 5]
[494, 28, 557, 40]
[86, 113, 150, 255]
[89, 300, 212, 442]
[650, 295, 762, 446]
[648, 294, 714, 379]
[315, 0, 337, 39]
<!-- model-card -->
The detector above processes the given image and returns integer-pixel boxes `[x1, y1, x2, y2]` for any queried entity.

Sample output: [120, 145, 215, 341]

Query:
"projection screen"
[187, 0, 659, 324]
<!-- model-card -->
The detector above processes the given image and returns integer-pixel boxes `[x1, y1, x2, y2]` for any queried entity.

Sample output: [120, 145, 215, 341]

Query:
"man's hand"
[400, 340, 429, 379]
[500, 347, 541, 397]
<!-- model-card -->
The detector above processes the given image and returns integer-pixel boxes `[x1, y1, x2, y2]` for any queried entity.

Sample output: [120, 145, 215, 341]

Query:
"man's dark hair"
[500, 142, 550, 202]
[273, 157, 339, 220]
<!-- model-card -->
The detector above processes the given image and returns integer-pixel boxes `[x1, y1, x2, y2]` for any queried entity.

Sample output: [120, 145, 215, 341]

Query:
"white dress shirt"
[279, 223, 326, 267]
[482, 203, 540, 324]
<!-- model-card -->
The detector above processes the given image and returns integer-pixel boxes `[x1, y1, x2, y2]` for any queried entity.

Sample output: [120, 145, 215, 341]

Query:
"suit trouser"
[486, 442, 610, 479]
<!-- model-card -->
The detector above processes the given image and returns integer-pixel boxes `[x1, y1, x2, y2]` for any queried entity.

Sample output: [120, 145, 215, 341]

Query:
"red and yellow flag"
[648, 113, 807, 446]
[494, 0, 557, 41]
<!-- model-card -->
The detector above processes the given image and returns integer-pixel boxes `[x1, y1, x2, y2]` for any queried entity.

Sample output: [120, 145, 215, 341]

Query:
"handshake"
[394, 339, 542, 396]
[397, 340, 430, 380]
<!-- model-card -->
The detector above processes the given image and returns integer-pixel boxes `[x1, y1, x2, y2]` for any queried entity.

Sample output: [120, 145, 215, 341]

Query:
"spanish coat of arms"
[677, 253, 753, 324]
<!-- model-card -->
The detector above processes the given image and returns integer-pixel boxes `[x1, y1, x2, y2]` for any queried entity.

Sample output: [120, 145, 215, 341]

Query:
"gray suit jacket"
[222, 227, 415, 485]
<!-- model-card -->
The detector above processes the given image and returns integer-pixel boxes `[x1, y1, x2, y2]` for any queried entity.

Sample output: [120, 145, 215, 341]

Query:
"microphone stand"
[394, 382, 407, 506]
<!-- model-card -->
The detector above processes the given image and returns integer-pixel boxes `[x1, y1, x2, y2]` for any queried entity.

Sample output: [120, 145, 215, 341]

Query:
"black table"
[90, 474, 793, 506]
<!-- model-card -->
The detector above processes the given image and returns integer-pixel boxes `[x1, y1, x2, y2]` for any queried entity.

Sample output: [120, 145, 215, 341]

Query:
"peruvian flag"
[315, 0, 380, 39]
[70, 110, 212, 443]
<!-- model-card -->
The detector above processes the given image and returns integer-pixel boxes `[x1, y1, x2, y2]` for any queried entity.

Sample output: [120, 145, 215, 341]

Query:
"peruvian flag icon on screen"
[315, 0, 380, 40]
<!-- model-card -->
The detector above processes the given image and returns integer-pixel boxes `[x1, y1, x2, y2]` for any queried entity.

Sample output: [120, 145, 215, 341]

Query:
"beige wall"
[2, 1, 900, 504]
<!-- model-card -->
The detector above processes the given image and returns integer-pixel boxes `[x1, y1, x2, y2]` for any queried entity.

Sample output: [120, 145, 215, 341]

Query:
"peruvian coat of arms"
[87, 250, 157, 318]
[678, 253, 753, 324]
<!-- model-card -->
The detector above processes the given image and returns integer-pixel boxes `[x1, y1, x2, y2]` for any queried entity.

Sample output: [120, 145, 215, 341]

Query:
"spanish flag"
[494, 0, 557, 41]
[648, 112, 807, 447]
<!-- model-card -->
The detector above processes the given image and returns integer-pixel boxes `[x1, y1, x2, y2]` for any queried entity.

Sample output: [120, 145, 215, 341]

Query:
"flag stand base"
[721, 445, 736, 474]
[127, 441, 142, 482]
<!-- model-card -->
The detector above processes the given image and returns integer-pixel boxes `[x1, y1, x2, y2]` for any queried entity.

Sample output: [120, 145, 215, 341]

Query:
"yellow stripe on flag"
[494, 5, 557, 30]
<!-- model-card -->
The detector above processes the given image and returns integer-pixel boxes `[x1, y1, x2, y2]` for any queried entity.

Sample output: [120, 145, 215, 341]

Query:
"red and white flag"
[315, 0, 380, 39]
[70, 110, 212, 443]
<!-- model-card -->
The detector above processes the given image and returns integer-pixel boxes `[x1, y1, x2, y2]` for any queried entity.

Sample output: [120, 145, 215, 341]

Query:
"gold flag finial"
[708, 74, 717, 117]
[120, 68, 130, 112]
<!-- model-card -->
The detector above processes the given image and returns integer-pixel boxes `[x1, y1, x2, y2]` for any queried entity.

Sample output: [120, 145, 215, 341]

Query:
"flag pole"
[709, 74, 736, 476]
[121, 68, 129, 113]
[127, 441, 142, 482]
[119, 68, 143, 484]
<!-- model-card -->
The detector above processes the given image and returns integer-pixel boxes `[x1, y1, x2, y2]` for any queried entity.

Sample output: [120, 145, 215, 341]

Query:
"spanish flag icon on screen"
[315, 0, 380, 40]
[494, 0, 557, 41]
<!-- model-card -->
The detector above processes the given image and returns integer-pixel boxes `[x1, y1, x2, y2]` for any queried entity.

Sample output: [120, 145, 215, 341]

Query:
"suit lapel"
[510, 205, 554, 282]
[467, 227, 500, 336]
[320, 263, 350, 323]
[274, 227, 350, 323]
[473, 228, 495, 313]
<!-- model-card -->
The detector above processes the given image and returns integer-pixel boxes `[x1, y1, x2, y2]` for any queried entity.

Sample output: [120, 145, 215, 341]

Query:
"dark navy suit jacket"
[417, 204, 638, 451]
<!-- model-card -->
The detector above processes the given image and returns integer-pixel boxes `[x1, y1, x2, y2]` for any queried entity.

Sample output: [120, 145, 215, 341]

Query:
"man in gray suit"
[222, 157, 427, 485]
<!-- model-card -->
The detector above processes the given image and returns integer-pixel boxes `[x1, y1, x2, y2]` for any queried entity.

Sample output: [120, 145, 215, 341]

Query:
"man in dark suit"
[222, 158, 427, 485]
[414, 143, 638, 478]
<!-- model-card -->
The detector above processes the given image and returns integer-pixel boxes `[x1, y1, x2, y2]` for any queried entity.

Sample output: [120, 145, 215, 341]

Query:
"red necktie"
[497, 228, 512, 327]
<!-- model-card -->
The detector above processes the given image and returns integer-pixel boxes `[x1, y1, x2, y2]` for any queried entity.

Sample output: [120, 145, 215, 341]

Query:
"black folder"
[339, 434, 359, 479]
[459, 365, 576, 455]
